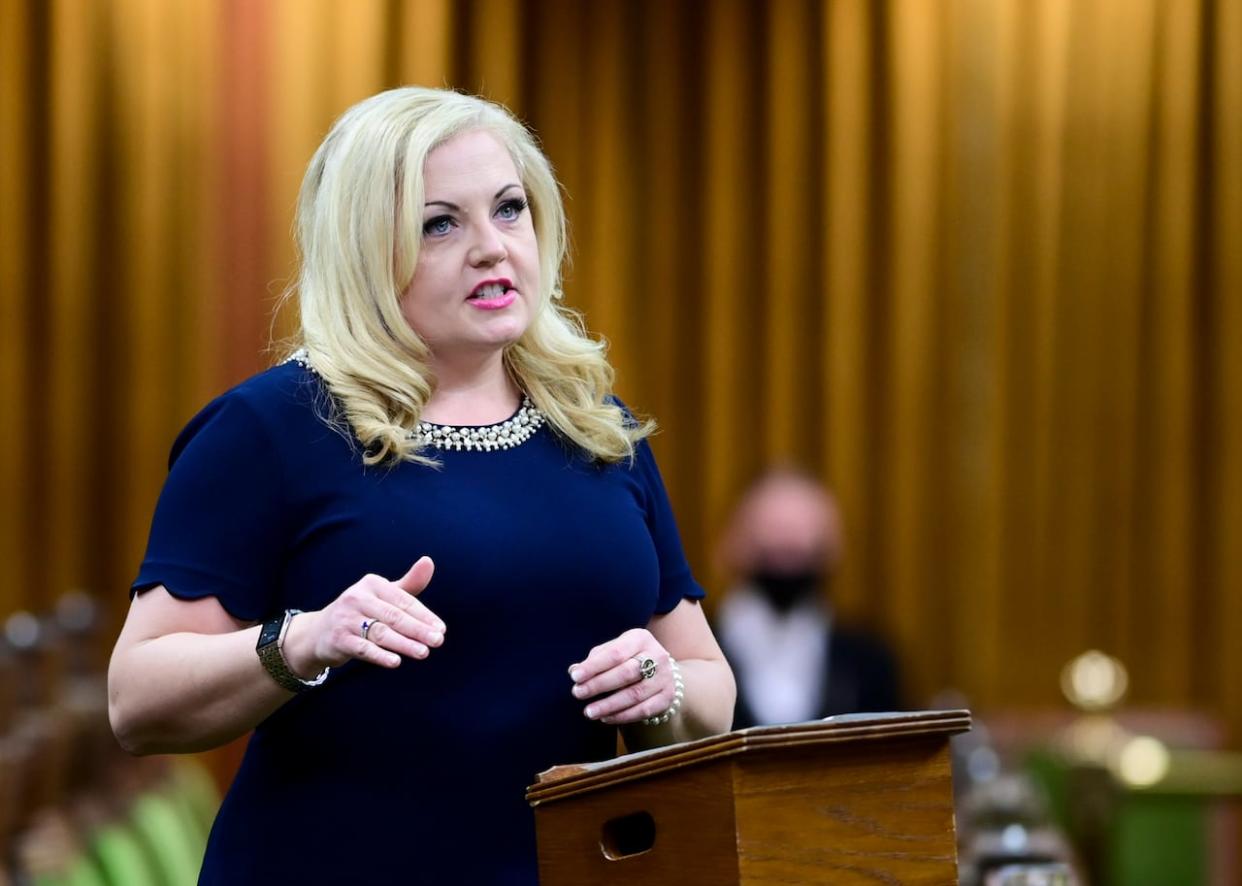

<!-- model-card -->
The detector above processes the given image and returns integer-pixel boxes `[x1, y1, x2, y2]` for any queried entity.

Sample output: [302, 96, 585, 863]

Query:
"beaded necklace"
[286, 348, 546, 452]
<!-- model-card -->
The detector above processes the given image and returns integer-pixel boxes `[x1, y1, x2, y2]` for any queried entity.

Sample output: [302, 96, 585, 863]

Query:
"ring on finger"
[633, 654, 657, 680]
[361, 619, 374, 641]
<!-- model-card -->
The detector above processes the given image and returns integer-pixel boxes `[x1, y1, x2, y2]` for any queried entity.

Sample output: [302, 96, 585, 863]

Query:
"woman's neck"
[421, 350, 521, 426]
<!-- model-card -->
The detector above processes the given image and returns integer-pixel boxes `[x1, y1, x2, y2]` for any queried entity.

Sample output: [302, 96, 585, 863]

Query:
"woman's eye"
[422, 216, 454, 237]
[496, 197, 528, 222]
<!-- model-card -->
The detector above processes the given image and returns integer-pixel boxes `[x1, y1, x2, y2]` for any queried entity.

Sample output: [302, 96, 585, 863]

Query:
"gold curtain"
[3, 0, 1240, 748]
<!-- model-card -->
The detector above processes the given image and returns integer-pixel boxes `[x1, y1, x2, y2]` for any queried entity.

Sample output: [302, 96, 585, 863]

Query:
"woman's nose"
[467, 223, 507, 266]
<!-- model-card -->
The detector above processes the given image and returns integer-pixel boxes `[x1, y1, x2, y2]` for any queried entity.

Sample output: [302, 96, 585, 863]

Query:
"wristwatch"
[256, 609, 329, 692]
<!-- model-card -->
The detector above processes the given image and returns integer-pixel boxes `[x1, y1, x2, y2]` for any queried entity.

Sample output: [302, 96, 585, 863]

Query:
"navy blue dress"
[132, 361, 704, 885]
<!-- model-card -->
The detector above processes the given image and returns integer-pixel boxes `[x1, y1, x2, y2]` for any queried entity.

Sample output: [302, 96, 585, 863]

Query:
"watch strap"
[257, 609, 329, 692]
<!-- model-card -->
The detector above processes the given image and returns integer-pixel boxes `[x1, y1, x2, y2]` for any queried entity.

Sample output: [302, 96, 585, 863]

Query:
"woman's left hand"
[568, 628, 676, 726]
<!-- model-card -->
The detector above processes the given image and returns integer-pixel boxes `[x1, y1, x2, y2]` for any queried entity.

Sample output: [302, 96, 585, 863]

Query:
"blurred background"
[1, 0, 1239, 883]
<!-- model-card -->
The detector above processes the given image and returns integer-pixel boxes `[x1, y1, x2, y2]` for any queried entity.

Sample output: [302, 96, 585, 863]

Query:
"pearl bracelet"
[643, 656, 684, 726]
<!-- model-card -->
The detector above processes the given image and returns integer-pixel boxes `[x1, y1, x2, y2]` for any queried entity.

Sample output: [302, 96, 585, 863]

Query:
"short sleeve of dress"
[131, 390, 289, 622]
[632, 438, 706, 614]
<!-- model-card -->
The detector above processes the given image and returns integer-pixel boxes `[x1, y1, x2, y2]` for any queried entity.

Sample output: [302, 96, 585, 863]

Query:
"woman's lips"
[468, 290, 517, 310]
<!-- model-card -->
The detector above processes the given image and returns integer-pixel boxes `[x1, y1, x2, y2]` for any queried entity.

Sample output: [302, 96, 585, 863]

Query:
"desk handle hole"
[600, 811, 656, 860]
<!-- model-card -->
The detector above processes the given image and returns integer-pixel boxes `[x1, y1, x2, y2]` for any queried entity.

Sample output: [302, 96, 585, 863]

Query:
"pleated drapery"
[2, 0, 1240, 757]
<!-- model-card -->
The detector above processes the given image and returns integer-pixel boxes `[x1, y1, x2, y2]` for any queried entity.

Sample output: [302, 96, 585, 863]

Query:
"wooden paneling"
[885, 0, 945, 692]
[529, 712, 967, 885]
[702, 0, 758, 572]
[578, 1, 633, 393]
[822, 0, 873, 620]
[46, 0, 100, 605]
[1147, 0, 1201, 703]
[763, 0, 816, 461]
[736, 744, 957, 883]
[0, 0, 33, 615]
[395, 0, 454, 88]
[1213, 0, 1242, 734]
[466, 0, 522, 113]
[534, 765, 741, 885]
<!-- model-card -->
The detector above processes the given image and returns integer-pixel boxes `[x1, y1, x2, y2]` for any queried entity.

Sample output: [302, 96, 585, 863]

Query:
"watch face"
[258, 614, 284, 648]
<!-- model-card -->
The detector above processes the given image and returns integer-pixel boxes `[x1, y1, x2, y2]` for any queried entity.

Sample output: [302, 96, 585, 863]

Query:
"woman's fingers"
[349, 575, 445, 663]
[360, 619, 430, 661]
[371, 574, 446, 633]
[571, 655, 652, 700]
[569, 629, 648, 684]
[393, 555, 436, 596]
[598, 686, 676, 725]
[588, 680, 670, 724]
[569, 629, 673, 722]
[362, 590, 445, 648]
[346, 632, 402, 669]
[305, 565, 447, 671]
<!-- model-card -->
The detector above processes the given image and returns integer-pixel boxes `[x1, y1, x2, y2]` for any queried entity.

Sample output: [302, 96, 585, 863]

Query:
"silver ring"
[634, 654, 657, 680]
[361, 619, 372, 640]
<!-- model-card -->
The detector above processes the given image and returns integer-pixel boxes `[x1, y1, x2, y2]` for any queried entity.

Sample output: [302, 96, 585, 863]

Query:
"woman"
[107, 87, 735, 884]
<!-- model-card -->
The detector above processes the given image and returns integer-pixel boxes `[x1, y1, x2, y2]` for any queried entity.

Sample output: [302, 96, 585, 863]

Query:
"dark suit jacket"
[726, 624, 902, 729]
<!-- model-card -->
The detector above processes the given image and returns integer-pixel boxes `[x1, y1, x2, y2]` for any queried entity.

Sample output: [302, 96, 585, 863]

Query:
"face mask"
[749, 569, 824, 613]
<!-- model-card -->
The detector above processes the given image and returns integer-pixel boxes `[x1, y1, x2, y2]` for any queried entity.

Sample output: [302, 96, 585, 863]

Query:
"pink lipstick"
[469, 290, 516, 310]
[468, 278, 517, 310]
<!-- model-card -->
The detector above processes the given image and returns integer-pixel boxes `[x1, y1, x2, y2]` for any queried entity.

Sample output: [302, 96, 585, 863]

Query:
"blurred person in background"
[106, 87, 734, 885]
[715, 468, 900, 727]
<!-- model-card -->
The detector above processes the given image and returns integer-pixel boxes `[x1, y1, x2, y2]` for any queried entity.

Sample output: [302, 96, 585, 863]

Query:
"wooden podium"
[527, 709, 971, 885]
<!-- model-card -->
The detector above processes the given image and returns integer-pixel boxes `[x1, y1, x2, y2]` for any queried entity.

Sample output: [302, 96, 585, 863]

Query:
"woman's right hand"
[283, 556, 445, 677]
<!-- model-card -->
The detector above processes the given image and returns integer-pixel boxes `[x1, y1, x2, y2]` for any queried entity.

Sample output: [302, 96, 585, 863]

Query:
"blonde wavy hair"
[284, 86, 651, 466]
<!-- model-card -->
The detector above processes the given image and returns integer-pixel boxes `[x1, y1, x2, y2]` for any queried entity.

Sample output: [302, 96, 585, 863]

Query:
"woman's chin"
[476, 316, 530, 348]
[453, 325, 529, 356]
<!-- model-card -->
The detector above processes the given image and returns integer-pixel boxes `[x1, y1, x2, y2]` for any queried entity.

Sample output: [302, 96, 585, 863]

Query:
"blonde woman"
[107, 87, 735, 884]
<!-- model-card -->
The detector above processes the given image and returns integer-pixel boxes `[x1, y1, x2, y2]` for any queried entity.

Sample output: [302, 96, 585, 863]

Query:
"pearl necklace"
[415, 398, 545, 452]
[286, 348, 547, 452]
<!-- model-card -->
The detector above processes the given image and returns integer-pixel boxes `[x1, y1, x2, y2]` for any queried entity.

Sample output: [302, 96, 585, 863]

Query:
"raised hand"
[285, 556, 446, 676]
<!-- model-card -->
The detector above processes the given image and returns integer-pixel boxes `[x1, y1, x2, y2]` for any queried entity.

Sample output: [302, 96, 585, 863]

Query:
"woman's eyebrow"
[424, 183, 524, 212]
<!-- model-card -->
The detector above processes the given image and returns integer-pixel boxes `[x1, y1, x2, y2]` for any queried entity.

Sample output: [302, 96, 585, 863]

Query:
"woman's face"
[400, 129, 540, 361]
